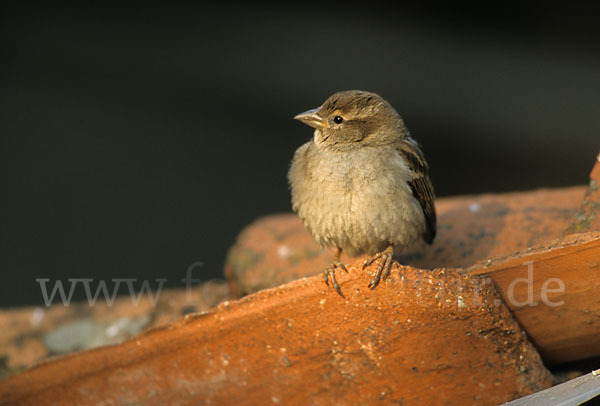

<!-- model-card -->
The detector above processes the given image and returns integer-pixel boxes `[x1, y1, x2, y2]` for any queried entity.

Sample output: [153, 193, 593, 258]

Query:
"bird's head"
[294, 90, 406, 150]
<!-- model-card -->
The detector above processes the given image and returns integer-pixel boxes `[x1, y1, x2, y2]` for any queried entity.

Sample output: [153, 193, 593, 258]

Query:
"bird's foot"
[323, 260, 348, 297]
[363, 245, 394, 289]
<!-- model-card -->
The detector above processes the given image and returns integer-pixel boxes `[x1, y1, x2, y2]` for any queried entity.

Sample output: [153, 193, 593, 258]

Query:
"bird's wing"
[396, 138, 436, 244]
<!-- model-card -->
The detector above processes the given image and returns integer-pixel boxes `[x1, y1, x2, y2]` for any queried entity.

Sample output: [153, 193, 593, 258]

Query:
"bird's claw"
[362, 253, 382, 269]
[364, 246, 395, 290]
[323, 261, 348, 297]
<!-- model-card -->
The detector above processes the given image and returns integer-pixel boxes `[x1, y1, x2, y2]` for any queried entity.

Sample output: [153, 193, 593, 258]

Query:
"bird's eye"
[333, 116, 344, 124]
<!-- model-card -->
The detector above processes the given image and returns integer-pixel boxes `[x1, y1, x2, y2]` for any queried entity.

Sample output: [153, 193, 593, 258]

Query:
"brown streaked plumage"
[289, 90, 436, 297]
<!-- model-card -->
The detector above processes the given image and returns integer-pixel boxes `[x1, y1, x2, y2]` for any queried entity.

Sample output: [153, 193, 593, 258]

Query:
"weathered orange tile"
[4, 153, 598, 405]
[470, 231, 600, 364]
[226, 187, 586, 295]
[0, 264, 552, 405]
[224, 213, 333, 296]
[568, 153, 600, 233]
[0, 282, 229, 378]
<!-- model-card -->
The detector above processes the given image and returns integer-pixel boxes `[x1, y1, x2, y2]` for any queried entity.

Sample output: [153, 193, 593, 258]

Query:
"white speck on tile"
[469, 203, 481, 212]
[277, 245, 293, 259]
[30, 307, 45, 326]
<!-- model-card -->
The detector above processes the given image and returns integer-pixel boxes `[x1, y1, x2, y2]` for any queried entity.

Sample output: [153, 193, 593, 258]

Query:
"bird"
[288, 90, 436, 297]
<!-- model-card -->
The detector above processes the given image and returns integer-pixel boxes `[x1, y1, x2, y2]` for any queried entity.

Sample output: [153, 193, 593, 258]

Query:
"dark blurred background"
[1, 3, 599, 307]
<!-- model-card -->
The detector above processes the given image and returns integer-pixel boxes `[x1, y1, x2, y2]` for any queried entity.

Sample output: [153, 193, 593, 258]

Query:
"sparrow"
[288, 90, 436, 297]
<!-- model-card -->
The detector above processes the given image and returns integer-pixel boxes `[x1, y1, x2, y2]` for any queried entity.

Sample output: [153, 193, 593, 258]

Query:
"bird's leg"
[323, 247, 348, 297]
[363, 245, 394, 289]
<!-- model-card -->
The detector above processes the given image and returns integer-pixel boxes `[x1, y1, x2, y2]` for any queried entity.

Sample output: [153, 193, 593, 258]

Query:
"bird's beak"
[294, 108, 328, 129]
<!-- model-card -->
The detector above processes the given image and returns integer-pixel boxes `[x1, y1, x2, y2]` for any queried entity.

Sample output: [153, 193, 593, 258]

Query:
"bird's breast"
[289, 142, 425, 255]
